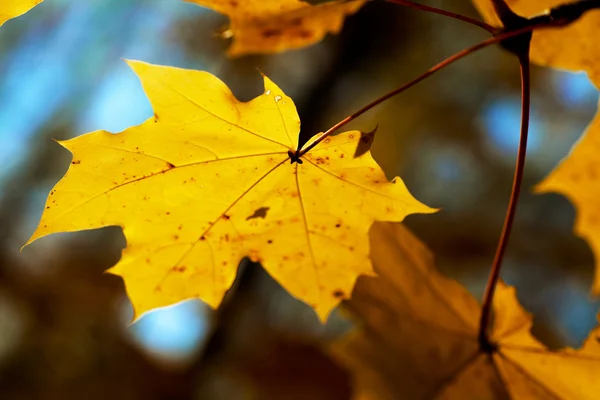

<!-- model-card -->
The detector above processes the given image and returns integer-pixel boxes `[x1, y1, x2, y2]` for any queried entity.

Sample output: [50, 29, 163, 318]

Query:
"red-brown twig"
[478, 51, 531, 350]
[298, 0, 600, 157]
[385, 0, 495, 32]
[298, 23, 544, 156]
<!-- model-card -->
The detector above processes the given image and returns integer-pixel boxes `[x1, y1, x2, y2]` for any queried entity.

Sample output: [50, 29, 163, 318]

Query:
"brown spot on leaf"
[200, 235, 206, 241]
[297, 30, 313, 39]
[172, 266, 186, 273]
[569, 173, 581, 182]
[71, 160, 81, 165]
[246, 206, 270, 220]
[333, 290, 345, 299]
[335, 223, 341, 228]
[173, 235, 179, 240]
[262, 28, 283, 38]
[588, 164, 598, 180]
[267, 239, 273, 244]
[223, 214, 231, 220]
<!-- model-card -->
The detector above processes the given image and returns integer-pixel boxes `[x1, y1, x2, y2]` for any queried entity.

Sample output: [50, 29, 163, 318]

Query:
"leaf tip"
[21, 231, 41, 253]
[123, 59, 151, 76]
[315, 307, 333, 324]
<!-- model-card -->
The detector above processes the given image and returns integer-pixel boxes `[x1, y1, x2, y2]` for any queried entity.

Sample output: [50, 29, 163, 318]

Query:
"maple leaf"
[537, 103, 600, 293]
[185, 0, 365, 56]
[25, 60, 433, 322]
[472, 0, 600, 86]
[332, 221, 600, 399]
[0, 0, 42, 26]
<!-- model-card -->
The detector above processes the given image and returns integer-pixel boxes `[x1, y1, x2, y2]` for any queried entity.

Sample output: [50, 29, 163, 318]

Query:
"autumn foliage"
[5, 0, 600, 398]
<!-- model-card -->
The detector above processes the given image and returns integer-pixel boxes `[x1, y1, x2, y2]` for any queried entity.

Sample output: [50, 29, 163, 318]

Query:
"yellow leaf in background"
[0, 0, 42, 26]
[332, 222, 600, 399]
[185, 0, 365, 56]
[538, 104, 600, 293]
[472, 0, 600, 86]
[25, 60, 432, 322]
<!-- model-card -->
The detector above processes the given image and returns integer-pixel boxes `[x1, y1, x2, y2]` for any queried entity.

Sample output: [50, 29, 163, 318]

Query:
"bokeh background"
[0, 0, 598, 398]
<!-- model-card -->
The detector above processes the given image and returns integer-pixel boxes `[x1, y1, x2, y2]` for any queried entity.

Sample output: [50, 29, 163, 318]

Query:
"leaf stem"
[384, 0, 495, 32]
[297, 24, 542, 156]
[478, 51, 531, 350]
[490, 0, 523, 26]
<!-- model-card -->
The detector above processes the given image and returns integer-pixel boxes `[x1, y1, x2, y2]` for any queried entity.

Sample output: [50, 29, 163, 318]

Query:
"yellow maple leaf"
[471, 0, 600, 86]
[332, 222, 600, 399]
[185, 0, 365, 56]
[0, 0, 42, 26]
[537, 103, 600, 293]
[25, 60, 433, 322]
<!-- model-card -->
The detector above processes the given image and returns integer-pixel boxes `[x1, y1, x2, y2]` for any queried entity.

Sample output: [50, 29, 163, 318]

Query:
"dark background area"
[0, 0, 598, 398]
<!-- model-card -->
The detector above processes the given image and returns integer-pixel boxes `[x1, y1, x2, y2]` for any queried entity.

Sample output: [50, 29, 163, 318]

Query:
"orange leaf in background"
[537, 102, 600, 293]
[185, 0, 365, 56]
[0, 0, 42, 26]
[332, 222, 600, 399]
[24, 60, 432, 322]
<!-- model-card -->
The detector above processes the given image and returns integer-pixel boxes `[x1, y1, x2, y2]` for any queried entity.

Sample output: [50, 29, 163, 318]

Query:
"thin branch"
[297, 24, 542, 156]
[295, 0, 599, 157]
[385, 0, 495, 32]
[478, 51, 531, 350]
